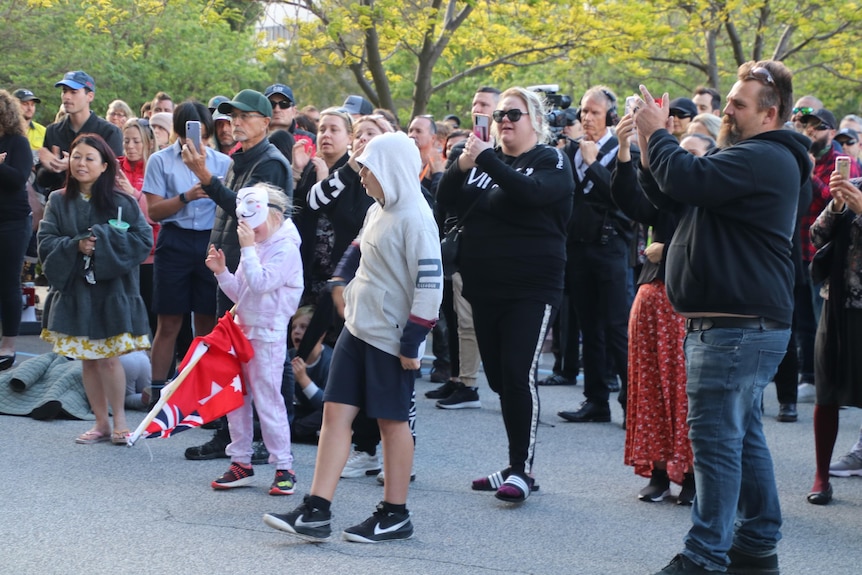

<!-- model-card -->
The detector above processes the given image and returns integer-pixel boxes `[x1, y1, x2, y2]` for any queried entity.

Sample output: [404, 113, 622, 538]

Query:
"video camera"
[528, 84, 575, 140]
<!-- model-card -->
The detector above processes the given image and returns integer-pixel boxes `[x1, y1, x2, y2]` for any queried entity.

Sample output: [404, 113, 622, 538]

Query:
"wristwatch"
[178, 192, 189, 204]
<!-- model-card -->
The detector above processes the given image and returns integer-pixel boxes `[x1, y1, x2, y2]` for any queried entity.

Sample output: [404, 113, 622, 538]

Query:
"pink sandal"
[75, 429, 109, 444]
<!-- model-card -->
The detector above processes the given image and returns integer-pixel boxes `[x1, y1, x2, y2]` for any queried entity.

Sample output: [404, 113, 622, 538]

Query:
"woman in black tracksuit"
[436, 87, 574, 503]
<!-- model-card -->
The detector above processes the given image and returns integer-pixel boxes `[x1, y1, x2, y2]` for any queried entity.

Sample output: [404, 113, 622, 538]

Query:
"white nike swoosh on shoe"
[294, 516, 330, 529]
[373, 517, 411, 536]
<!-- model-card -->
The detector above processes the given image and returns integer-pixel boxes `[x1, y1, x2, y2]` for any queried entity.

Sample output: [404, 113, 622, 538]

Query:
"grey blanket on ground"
[0, 353, 93, 420]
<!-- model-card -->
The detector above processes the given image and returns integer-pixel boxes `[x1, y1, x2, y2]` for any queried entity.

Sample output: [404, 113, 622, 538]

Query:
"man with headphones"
[557, 85, 633, 425]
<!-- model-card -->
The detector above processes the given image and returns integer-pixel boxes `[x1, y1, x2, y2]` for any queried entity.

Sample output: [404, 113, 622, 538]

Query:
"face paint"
[235, 187, 269, 229]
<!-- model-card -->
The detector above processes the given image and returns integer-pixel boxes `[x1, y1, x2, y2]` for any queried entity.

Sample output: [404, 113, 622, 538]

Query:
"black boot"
[638, 468, 670, 502]
[676, 472, 695, 506]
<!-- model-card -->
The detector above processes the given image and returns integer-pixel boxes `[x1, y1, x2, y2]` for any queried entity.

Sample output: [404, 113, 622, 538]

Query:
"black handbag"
[440, 192, 484, 278]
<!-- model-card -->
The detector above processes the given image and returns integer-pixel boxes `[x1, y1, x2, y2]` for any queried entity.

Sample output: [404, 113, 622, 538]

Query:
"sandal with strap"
[495, 473, 535, 503]
[111, 429, 131, 446]
[75, 429, 110, 444]
[472, 468, 539, 492]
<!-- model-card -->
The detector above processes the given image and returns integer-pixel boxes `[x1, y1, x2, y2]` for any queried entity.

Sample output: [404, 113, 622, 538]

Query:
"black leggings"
[0, 216, 32, 338]
[471, 298, 553, 476]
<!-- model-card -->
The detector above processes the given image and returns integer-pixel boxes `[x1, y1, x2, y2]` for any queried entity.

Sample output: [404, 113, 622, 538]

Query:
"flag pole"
[127, 306, 238, 447]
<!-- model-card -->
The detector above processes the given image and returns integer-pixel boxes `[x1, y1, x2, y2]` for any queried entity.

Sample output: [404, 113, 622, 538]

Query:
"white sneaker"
[376, 467, 417, 485]
[798, 382, 816, 403]
[340, 450, 381, 478]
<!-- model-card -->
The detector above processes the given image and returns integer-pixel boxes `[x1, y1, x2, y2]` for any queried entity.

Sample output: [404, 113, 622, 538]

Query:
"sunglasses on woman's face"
[492, 109, 525, 123]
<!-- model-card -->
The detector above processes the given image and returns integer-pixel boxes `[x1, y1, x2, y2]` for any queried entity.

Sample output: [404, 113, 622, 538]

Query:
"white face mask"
[235, 186, 269, 229]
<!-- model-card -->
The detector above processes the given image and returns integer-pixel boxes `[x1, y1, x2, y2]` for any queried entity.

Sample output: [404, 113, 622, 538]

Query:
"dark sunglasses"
[808, 122, 830, 131]
[840, 139, 858, 146]
[492, 109, 525, 123]
[793, 106, 814, 116]
[670, 111, 692, 119]
[269, 100, 293, 109]
[747, 66, 775, 86]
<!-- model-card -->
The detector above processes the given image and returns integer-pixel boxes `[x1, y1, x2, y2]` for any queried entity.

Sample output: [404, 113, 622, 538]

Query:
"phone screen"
[473, 114, 490, 142]
[186, 121, 202, 153]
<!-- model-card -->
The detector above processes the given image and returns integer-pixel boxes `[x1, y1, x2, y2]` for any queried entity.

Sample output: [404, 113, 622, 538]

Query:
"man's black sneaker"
[342, 502, 413, 543]
[654, 554, 713, 574]
[727, 547, 779, 575]
[425, 379, 458, 399]
[251, 441, 270, 465]
[263, 495, 332, 542]
[435, 383, 481, 409]
[538, 373, 578, 386]
[185, 436, 229, 460]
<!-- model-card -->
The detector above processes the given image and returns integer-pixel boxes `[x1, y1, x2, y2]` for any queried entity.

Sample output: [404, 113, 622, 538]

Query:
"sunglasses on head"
[747, 66, 775, 86]
[270, 100, 293, 109]
[793, 106, 814, 116]
[492, 109, 525, 123]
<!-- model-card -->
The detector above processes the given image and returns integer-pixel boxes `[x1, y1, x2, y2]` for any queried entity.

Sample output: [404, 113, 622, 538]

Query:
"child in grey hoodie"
[264, 131, 443, 543]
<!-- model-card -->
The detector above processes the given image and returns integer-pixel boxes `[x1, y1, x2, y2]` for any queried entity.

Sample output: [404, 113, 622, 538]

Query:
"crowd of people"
[2, 59, 861, 572]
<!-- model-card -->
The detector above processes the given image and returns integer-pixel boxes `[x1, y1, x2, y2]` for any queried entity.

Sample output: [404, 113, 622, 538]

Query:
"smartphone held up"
[186, 120, 202, 153]
[473, 113, 491, 142]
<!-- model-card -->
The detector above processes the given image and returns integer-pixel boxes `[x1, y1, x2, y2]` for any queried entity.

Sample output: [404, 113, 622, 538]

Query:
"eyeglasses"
[840, 139, 858, 146]
[793, 106, 814, 116]
[230, 112, 265, 121]
[108, 111, 127, 118]
[492, 109, 526, 123]
[807, 122, 830, 131]
[747, 66, 775, 86]
[669, 111, 692, 119]
[269, 100, 293, 110]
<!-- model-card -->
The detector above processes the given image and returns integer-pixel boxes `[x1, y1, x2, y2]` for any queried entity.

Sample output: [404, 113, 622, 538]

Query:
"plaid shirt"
[801, 143, 862, 262]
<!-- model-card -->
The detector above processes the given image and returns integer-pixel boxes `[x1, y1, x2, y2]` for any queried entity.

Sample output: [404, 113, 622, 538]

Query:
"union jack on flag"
[144, 312, 253, 439]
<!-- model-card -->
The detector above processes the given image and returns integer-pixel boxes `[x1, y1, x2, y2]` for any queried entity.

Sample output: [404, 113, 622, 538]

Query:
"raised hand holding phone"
[186, 120, 202, 153]
[473, 113, 491, 142]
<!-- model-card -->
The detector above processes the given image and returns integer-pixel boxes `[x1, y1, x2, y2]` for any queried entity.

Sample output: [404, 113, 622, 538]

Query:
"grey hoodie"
[342, 132, 443, 358]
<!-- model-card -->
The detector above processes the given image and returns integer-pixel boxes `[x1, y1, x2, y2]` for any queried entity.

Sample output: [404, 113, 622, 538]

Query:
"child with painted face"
[204, 183, 304, 496]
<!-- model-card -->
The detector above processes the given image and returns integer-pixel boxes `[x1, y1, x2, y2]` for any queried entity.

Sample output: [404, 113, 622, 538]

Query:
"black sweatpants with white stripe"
[470, 299, 553, 476]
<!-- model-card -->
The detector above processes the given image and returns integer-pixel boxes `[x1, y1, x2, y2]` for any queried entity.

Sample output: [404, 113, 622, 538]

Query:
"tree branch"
[647, 56, 709, 74]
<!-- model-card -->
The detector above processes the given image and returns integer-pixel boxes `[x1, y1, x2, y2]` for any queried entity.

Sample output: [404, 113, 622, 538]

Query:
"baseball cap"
[800, 109, 837, 130]
[218, 89, 272, 118]
[342, 95, 374, 116]
[208, 95, 230, 113]
[55, 70, 96, 92]
[264, 84, 295, 105]
[836, 127, 859, 144]
[669, 97, 697, 119]
[13, 89, 41, 103]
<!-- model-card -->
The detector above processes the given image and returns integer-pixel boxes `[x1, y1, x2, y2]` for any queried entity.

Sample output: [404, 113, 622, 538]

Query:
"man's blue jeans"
[681, 327, 790, 571]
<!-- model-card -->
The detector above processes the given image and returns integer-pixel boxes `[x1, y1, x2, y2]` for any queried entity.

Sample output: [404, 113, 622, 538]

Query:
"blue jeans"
[681, 327, 789, 571]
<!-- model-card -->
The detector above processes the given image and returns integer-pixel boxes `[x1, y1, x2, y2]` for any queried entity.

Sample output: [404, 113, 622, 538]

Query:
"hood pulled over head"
[355, 131, 422, 208]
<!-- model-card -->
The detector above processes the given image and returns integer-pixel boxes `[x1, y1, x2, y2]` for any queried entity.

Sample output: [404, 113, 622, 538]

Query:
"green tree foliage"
[0, 0, 270, 124]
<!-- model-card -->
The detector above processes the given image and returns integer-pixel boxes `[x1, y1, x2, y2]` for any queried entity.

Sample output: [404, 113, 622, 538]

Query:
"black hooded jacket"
[645, 128, 812, 324]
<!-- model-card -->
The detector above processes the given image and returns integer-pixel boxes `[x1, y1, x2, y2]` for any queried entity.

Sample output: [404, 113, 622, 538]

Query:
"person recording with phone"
[436, 86, 573, 503]
[143, 101, 232, 407]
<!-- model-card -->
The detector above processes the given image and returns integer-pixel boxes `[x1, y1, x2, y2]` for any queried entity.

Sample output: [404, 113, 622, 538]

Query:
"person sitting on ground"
[287, 305, 333, 444]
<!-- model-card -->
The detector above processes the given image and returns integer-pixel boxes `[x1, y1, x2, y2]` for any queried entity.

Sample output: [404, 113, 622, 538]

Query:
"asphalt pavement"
[2, 333, 861, 575]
